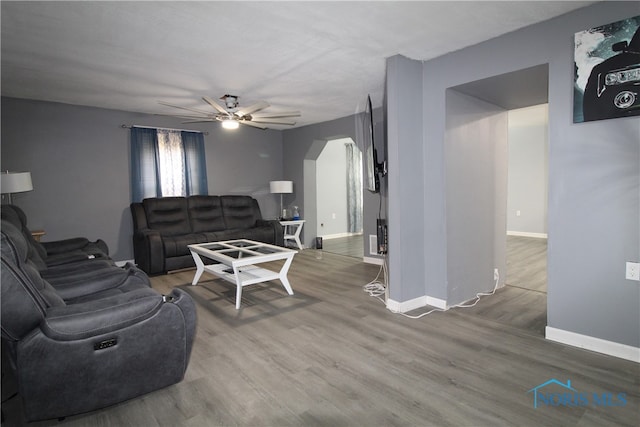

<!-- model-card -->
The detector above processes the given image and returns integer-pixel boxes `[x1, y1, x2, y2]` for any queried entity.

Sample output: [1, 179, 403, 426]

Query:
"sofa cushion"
[188, 196, 226, 232]
[48, 263, 151, 301]
[163, 233, 209, 258]
[215, 227, 275, 244]
[220, 196, 259, 230]
[142, 197, 190, 236]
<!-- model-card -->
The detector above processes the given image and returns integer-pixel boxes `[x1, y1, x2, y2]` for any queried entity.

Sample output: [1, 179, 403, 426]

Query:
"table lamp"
[270, 180, 293, 219]
[1, 171, 33, 204]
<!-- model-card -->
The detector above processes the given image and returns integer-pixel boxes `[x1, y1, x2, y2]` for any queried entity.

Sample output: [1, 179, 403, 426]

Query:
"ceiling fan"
[158, 95, 300, 130]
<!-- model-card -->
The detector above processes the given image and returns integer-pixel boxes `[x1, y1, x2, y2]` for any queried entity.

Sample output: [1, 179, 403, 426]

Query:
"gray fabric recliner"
[1, 205, 151, 299]
[1, 220, 197, 421]
[1, 204, 110, 266]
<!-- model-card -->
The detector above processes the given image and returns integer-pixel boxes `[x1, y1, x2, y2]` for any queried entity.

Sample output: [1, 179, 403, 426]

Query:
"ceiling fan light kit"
[221, 119, 239, 130]
[159, 95, 300, 130]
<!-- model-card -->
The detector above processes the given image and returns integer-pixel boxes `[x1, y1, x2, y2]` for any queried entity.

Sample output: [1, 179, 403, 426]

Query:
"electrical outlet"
[626, 262, 640, 281]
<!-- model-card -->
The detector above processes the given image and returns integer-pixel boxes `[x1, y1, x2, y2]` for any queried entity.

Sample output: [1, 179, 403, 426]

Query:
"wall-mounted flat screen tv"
[362, 95, 380, 193]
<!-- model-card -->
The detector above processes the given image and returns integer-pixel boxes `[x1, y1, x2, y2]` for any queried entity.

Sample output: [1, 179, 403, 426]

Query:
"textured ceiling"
[1, 1, 594, 128]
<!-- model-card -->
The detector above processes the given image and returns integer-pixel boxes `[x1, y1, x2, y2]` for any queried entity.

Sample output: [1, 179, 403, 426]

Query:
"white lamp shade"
[270, 180, 293, 194]
[1, 172, 33, 194]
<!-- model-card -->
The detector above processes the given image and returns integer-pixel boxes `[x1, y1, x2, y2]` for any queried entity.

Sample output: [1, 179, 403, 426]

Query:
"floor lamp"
[270, 180, 293, 219]
[1, 171, 33, 204]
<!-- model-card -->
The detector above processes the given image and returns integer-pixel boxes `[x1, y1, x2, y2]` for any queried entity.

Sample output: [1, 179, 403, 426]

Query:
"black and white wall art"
[574, 15, 640, 123]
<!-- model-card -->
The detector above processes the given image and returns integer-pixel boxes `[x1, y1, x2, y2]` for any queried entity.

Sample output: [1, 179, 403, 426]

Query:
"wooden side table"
[31, 230, 46, 242]
[279, 220, 305, 249]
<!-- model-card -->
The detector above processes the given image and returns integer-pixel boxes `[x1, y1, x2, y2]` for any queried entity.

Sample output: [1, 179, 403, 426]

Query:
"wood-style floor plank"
[322, 234, 364, 259]
[506, 235, 547, 292]
[2, 246, 638, 426]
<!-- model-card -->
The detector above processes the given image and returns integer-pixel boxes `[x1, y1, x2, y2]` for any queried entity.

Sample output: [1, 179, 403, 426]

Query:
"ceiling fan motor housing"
[221, 94, 239, 109]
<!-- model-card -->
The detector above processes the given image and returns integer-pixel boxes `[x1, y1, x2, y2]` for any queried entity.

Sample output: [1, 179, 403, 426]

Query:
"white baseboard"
[363, 256, 384, 265]
[545, 326, 640, 363]
[115, 259, 135, 267]
[426, 296, 448, 310]
[507, 231, 548, 239]
[386, 295, 447, 313]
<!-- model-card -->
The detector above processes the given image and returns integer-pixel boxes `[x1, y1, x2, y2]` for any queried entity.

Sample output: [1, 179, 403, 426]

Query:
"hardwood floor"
[506, 235, 547, 293]
[322, 234, 364, 259]
[3, 249, 638, 426]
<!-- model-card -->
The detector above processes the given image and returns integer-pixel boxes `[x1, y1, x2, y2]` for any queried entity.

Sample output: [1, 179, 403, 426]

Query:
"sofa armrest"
[130, 202, 148, 230]
[256, 219, 285, 246]
[132, 229, 166, 275]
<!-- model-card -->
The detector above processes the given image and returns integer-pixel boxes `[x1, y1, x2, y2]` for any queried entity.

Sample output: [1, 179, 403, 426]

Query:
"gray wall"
[445, 90, 508, 305]
[507, 104, 549, 235]
[1, 97, 284, 261]
[386, 54, 426, 302]
[387, 2, 639, 347]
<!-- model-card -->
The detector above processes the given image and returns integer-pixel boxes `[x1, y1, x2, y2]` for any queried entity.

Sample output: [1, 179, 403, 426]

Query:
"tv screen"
[362, 95, 380, 193]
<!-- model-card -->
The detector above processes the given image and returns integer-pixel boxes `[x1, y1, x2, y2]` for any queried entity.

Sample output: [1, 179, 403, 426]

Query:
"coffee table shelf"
[206, 263, 281, 286]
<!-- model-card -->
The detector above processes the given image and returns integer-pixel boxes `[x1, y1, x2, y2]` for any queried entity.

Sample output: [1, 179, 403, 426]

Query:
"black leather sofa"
[131, 195, 284, 275]
[0, 209, 197, 422]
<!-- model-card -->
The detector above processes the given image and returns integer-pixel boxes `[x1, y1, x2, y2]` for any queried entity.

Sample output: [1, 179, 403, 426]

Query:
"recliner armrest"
[256, 219, 285, 246]
[43, 288, 162, 340]
[42, 237, 90, 254]
[17, 288, 196, 421]
[43, 251, 101, 267]
[132, 229, 166, 275]
[42, 238, 109, 257]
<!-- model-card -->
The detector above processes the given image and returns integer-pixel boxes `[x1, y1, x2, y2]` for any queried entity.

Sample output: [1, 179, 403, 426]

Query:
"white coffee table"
[188, 239, 297, 309]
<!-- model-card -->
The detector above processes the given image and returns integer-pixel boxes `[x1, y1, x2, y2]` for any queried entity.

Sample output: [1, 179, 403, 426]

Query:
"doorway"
[315, 137, 364, 258]
[446, 64, 549, 334]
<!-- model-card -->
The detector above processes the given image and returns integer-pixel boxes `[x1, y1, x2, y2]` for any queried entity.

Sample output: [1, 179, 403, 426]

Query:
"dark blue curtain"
[181, 131, 209, 196]
[130, 127, 208, 202]
[130, 127, 161, 202]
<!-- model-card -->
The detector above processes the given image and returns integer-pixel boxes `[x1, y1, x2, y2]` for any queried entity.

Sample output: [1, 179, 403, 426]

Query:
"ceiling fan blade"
[251, 111, 301, 119]
[250, 118, 297, 125]
[236, 101, 270, 117]
[180, 119, 217, 123]
[158, 101, 213, 116]
[155, 113, 212, 120]
[202, 96, 230, 115]
[239, 120, 268, 130]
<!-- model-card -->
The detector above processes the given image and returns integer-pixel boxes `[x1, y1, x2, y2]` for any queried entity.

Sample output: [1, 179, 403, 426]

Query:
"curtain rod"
[120, 124, 209, 135]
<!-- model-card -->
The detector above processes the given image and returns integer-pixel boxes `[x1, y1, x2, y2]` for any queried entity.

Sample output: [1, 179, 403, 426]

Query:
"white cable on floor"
[363, 256, 388, 304]
[364, 263, 501, 319]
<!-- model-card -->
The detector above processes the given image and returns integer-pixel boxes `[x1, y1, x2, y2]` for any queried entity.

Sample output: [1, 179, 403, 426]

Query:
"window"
[157, 129, 186, 197]
[130, 127, 208, 202]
